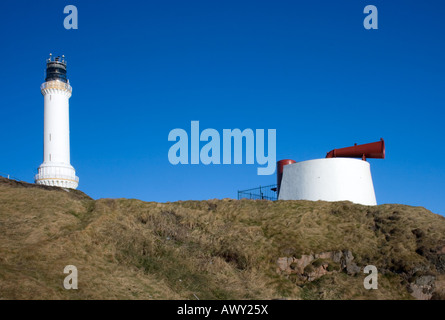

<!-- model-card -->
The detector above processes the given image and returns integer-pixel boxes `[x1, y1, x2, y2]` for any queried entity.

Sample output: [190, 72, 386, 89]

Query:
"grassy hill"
[0, 176, 444, 300]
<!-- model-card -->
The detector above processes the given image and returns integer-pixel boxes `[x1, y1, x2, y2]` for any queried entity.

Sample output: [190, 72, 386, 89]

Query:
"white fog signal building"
[35, 54, 79, 189]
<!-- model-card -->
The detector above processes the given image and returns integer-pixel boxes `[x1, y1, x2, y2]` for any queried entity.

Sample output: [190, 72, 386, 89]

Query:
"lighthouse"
[35, 54, 79, 189]
[277, 139, 385, 206]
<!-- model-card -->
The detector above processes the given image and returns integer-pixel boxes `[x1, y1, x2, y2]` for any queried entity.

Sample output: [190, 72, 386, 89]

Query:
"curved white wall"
[278, 158, 377, 205]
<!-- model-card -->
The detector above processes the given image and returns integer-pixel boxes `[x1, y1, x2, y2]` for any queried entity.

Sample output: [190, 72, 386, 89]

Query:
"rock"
[295, 254, 314, 273]
[276, 257, 288, 273]
[341, 250, 360, 275]
[306, 263, 330, 282]
[346, 262, 361, 275]
[276, 255, 315, 274]
[416, 275, 435, 286]
[343, 250, 354, 264]
[408, 275, 435, 300]
[276, 250, 360, 281]
[315, 252, 333, 260]
[331, 251, 343, 264]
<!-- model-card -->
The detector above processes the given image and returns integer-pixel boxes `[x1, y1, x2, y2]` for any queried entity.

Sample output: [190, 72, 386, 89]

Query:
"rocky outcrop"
[276, 250, 361, 282]
[277, 250, 445, 300]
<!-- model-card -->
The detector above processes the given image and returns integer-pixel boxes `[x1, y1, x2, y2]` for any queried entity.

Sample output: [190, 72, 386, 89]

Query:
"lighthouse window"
[49, 134, 51, 141]
[49, 154, 52, 161]
[50, 95, 52, 101]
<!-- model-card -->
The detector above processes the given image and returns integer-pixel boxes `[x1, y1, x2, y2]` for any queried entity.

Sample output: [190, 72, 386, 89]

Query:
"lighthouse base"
[35, 163, 79, 189]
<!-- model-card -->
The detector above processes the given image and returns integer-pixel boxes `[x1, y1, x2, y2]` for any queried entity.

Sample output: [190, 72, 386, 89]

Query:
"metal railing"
[237, 184, 277, 201]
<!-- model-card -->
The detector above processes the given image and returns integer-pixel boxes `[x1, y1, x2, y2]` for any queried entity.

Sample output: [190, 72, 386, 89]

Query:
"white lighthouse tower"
[35, 54, 79, 189]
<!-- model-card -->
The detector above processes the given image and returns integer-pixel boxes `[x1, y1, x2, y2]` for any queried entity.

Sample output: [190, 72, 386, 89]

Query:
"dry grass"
[0, 177, 444, 300]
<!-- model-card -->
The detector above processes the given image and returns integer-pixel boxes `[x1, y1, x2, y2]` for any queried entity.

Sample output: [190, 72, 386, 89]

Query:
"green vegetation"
[0, 177, 444, 300]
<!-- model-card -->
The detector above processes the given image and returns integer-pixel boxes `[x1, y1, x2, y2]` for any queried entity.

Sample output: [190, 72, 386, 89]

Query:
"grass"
[0, 177, 444, 300]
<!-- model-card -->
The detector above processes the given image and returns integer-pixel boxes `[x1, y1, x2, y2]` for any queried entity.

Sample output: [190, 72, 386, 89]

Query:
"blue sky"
[0, 0, 444, 215]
